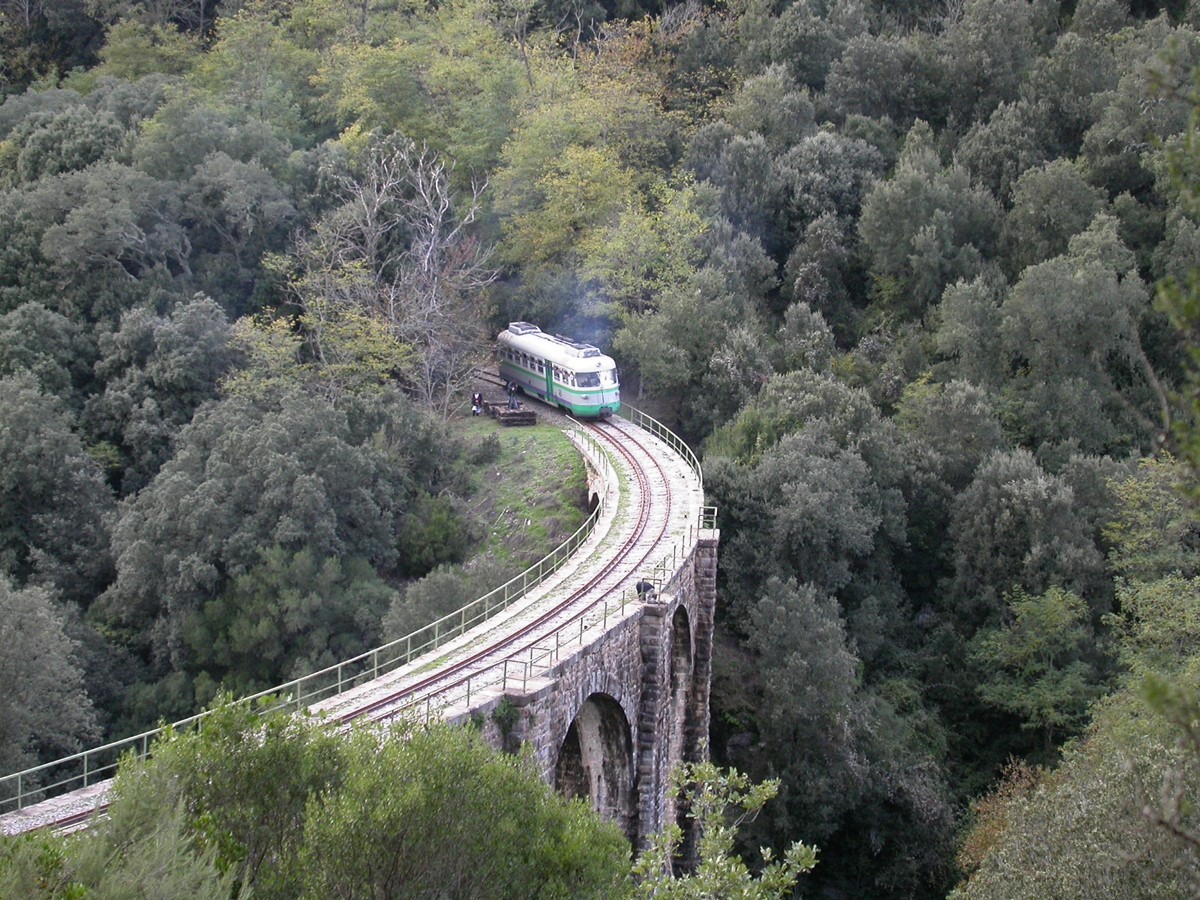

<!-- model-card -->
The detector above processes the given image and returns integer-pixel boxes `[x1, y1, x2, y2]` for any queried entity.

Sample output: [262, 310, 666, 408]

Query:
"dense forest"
[1, 0, 1200, 893]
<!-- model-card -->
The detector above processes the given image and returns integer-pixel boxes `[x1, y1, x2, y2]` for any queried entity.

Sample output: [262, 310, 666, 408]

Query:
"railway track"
[317, 405, 675, 727]
[0, 384, 705, 836]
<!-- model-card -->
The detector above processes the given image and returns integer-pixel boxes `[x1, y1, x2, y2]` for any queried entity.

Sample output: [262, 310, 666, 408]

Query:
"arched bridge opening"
[554, 692, 636, 843]
[669, 604, 696, 861]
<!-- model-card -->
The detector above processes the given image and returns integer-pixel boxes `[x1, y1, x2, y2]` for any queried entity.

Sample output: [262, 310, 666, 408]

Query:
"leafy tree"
[126, 699, 347, 898]
[395, 491, 473, 578]
[715, 574, 956, 895]
[183, 547, 392, 694]
[946, 448, 1107, 633]
[1020, 31, 1119, 157]
[782, 213, 862, 344]
[182, 151, 297, 310]
[823, 32, 947, 129]
[383, 564, 500, 641]
[969, 586, 1104, 755]
[858, 121, 1001, 319]
[632, 760, 818, 898]
[319, 0, 529, 176]
[504, 142, 636, 276]
[0, 164, 187, 322]
[95, 389, 408, 682]
[191, 0, 321, 141]
[0, 301, 93, 411]
[775, 299, 837, 374]
[132, 91, 293, 183]
[932, 271, 1010, 390]
[0, 372, 114, 605]
[683, 127, 787, 255]
[766, 0, 866, 92]
[954, 100, 1054, 202]
[0, 767, 244, 898]
[895, 378, 1006, 491]
[84, 295, 241, 494]
[744, 577, 867, 840]
[615, 260, 751, 426]
[225, 298, 412, 406]
[57, 700, 629, 899]
[719, 63, 815, 153]
[90, 20, 199, 80]
[778, 130, 885, 232]
[998, 213, 1170, 454]
[300, 725, 629, 899]
[1000, 159, 1108, 279]
[937, 0, 1052, 127]
[1103, 454, 1200, 583]
[951, 688, 1200, 899]
[0, 575, 98, 780]
[1080, 17, 1199, 197]
[492, 35, 675, 316]
[2, 104, 124, 186]
[578, 177, 707, 320]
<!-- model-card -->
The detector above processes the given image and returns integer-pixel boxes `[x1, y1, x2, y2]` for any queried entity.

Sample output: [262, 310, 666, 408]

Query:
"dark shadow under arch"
[669, 605, 696, 864]
[554, 692, 636, 842]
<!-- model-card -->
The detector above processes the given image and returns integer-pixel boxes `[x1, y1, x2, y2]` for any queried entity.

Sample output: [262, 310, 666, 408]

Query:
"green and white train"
[496, 322, 621, 418]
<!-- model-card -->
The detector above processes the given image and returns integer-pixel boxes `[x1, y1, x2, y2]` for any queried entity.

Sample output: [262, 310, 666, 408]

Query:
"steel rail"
[330, 416, 672, 728]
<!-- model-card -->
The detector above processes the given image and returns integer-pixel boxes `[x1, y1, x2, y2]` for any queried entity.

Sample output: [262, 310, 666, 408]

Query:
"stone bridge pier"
[471, 533, 719, 853]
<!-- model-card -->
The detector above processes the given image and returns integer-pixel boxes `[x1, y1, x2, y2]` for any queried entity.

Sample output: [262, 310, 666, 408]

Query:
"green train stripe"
[499, 362, 617, 398]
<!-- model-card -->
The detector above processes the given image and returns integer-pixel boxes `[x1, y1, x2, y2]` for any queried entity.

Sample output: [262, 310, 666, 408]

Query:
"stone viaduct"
[1, 411, 718, 855]
[464, 526, 718, 849]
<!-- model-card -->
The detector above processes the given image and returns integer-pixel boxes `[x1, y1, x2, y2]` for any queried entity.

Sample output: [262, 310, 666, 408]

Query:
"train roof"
[498, 322, 616, 370]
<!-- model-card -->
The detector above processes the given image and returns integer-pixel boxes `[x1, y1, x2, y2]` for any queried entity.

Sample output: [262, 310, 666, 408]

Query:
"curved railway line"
[0, 386, 709, 837]
[318, 409, 675, 729]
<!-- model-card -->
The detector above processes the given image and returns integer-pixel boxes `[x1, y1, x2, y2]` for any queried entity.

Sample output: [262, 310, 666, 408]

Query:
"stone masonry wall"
[467, 528, 719, 851]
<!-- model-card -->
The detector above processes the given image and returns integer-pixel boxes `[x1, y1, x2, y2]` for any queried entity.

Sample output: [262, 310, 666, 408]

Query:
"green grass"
[456, 420, 589, 574]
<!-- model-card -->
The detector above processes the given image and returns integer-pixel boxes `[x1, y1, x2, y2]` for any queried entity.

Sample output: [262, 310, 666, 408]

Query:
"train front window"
[577, 372, 601, 388]
[598, 370, 616, 387]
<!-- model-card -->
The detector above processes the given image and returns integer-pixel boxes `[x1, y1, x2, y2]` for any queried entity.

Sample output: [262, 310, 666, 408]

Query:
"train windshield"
[577, 372, 601, 388]
[598, 369, 617, 387]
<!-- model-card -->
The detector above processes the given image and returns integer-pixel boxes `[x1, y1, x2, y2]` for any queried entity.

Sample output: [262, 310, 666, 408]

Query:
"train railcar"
[496, 322, 621, 418]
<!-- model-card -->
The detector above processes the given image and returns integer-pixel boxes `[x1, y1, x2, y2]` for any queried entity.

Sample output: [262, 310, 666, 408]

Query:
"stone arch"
[554, 692, 636, 841]
[667, 605, 694, 838]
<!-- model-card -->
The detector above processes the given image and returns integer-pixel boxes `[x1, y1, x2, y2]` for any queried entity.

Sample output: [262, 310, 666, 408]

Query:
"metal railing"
[0, 408, 711, 816]
[621, 406, 705, 492]
[365, 503, 718, 728]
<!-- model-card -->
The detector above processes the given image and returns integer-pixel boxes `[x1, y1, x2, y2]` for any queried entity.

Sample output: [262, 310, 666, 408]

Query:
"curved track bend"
[0, 405, 706, 836]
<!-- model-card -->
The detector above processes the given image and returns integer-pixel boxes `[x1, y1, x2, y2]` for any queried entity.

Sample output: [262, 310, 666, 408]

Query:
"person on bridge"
[636, 580, 656, 601]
